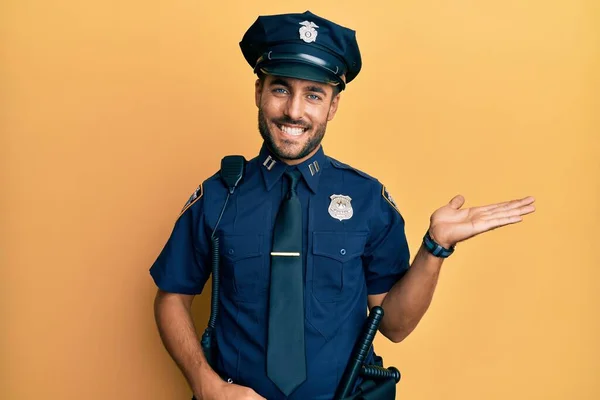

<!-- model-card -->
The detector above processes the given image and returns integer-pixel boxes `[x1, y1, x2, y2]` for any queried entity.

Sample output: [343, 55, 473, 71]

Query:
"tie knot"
[284, 169, 302, 195]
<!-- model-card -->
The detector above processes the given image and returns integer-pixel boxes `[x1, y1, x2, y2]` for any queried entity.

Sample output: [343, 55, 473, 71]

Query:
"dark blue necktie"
[267, 169, 306, 396]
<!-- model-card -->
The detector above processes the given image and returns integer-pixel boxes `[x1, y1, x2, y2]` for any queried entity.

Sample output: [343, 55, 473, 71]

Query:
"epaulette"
[204, 170, 222, 184]
[329, 157, 377, 181]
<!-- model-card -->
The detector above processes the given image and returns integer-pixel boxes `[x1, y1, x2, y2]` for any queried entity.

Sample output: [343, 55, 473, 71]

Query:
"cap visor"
[260, 62, 340, 87]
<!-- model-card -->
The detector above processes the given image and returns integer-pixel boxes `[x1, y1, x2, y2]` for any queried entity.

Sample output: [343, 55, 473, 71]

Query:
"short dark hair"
[257, 71, 342, 98]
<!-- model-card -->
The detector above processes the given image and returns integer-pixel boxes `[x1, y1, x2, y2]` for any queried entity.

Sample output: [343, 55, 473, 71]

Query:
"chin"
[273, 147, 304, 161]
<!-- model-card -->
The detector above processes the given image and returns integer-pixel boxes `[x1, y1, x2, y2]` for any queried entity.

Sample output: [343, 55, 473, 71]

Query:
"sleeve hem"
[149, 268, 203, 296]
[367, 275, 402, 295]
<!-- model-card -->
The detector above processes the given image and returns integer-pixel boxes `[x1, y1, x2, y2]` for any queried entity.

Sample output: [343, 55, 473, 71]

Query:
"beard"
[258, 108, 327, 161]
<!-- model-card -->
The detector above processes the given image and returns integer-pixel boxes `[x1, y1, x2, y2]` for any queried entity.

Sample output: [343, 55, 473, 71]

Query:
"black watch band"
[423, 231, 455, 258]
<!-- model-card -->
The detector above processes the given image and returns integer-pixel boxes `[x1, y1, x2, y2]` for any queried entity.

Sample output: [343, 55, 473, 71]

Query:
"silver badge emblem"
[328, 194, 353, 221]
[299, 21, 319, 43]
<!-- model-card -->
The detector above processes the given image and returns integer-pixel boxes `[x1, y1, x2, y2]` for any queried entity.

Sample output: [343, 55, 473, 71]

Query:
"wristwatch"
[423, 230, 455, 258]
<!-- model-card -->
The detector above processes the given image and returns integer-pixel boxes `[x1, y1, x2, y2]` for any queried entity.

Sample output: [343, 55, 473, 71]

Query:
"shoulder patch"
[329, 157, 376, 181]
[179, 184, 203, 217]
[382, 185, 401, 214]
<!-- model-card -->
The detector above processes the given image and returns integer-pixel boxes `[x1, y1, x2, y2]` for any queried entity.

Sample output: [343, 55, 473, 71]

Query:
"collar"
[259, 142, 327, 194]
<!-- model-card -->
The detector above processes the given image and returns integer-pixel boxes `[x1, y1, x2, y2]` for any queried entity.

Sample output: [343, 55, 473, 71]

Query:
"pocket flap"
[222, 234, 263, 262]
[312, 231, 367, 262]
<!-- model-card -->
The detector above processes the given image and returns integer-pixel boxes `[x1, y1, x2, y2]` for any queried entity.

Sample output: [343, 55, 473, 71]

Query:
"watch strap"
[423, 231, 455, 258]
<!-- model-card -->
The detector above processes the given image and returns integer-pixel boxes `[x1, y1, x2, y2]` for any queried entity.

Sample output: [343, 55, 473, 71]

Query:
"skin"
[255, 75, 340, 164]
[153, 74, 536, 399]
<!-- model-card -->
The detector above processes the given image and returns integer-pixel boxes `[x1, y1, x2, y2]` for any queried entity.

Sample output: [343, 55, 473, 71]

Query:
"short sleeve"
[363, 184, 411, 295]
[149, 186, 211, 295]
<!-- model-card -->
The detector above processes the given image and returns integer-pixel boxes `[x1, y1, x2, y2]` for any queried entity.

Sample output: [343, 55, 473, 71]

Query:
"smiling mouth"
[277, 124, 309, 137]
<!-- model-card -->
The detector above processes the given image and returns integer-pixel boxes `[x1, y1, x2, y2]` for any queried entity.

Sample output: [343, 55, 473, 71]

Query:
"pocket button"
[340, 249, 347, 256]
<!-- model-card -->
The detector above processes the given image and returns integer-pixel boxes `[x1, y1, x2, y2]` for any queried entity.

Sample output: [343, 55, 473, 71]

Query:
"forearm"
[154, 291, 223, 398]
[379, 245, 444, 343]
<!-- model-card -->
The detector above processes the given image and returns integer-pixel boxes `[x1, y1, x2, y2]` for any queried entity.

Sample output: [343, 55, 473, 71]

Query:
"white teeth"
[279, 125, 305, 136]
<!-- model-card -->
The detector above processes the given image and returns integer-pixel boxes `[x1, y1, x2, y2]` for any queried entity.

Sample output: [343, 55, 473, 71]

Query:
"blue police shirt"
[150, 143, 410, 399]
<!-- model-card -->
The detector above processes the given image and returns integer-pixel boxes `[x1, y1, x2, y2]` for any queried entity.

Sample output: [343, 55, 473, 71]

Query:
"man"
[150, 10, 535, 400]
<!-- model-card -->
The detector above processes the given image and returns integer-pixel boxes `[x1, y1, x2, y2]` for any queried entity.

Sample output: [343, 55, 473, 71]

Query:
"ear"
[255, 78, 263, 108]
[327, 93, 341, 121]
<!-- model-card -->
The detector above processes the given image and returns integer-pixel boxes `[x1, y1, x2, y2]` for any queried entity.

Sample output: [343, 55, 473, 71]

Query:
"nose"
[283, 93, 305, 121]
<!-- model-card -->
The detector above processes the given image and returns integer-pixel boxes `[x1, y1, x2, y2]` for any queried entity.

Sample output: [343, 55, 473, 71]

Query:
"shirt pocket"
[311, 231, 368, 302]
[221, 234, 265, 302]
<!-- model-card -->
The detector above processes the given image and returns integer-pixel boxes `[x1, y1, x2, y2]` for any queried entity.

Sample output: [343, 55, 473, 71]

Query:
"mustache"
[272, 116, 311, 130]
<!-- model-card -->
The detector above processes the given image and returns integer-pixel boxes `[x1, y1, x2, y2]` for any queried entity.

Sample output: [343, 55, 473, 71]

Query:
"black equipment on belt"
[334, 306, 401, 400]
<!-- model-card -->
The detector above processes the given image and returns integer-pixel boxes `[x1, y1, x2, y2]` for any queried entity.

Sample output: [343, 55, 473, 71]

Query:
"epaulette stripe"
[381, 186, 401, 215]
[178, 183, 203, 218]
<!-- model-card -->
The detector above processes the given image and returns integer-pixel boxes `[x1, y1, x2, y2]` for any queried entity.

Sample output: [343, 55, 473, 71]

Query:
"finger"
[449, 194, 465, 210]
[481, 204, 536, 220]
[477, 201, 511, 212]
[486, 196, 535, 212]
[477, 215, 525, 232]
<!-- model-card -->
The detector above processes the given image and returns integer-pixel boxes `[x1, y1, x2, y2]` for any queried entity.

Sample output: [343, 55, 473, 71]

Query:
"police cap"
[239, 10, 362, 91]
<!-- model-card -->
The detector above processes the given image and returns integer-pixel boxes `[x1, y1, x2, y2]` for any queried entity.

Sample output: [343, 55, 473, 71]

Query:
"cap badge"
[328, 194, 353, 221]
[299, 21, 319, 43]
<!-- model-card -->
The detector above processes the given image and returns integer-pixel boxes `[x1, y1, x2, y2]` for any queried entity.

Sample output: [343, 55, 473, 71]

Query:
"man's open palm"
[429, 195, 536, 248]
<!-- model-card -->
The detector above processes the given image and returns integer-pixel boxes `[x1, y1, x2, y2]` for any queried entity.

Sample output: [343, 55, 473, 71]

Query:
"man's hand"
[198, 382, 266, 400]
[428, 195, 536, 248]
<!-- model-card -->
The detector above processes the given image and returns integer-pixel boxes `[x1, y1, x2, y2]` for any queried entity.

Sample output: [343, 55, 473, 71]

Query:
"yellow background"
[2, 0, 599, 399]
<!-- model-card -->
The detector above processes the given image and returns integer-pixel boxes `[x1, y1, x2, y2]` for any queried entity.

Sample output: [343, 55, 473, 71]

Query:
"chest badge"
[299, 21, 319, 43]
[328, 194, 353, 221]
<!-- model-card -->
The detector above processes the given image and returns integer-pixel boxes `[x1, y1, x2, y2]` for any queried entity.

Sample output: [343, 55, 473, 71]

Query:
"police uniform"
[150, 11, 410, 400]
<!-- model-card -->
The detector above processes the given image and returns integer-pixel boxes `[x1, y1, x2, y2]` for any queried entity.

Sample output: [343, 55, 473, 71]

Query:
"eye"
[307, 94, 322, 101]
[273, 88, 289, 94]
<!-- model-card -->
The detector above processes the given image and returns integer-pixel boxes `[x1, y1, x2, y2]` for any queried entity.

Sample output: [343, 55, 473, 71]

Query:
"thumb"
[448, 194, 465, 210]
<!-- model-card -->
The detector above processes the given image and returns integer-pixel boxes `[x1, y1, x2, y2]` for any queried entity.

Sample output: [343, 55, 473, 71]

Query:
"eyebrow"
[270, 78, 328, 97]
[306, 85, 327, 95]
[270, 78, 291, 88]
